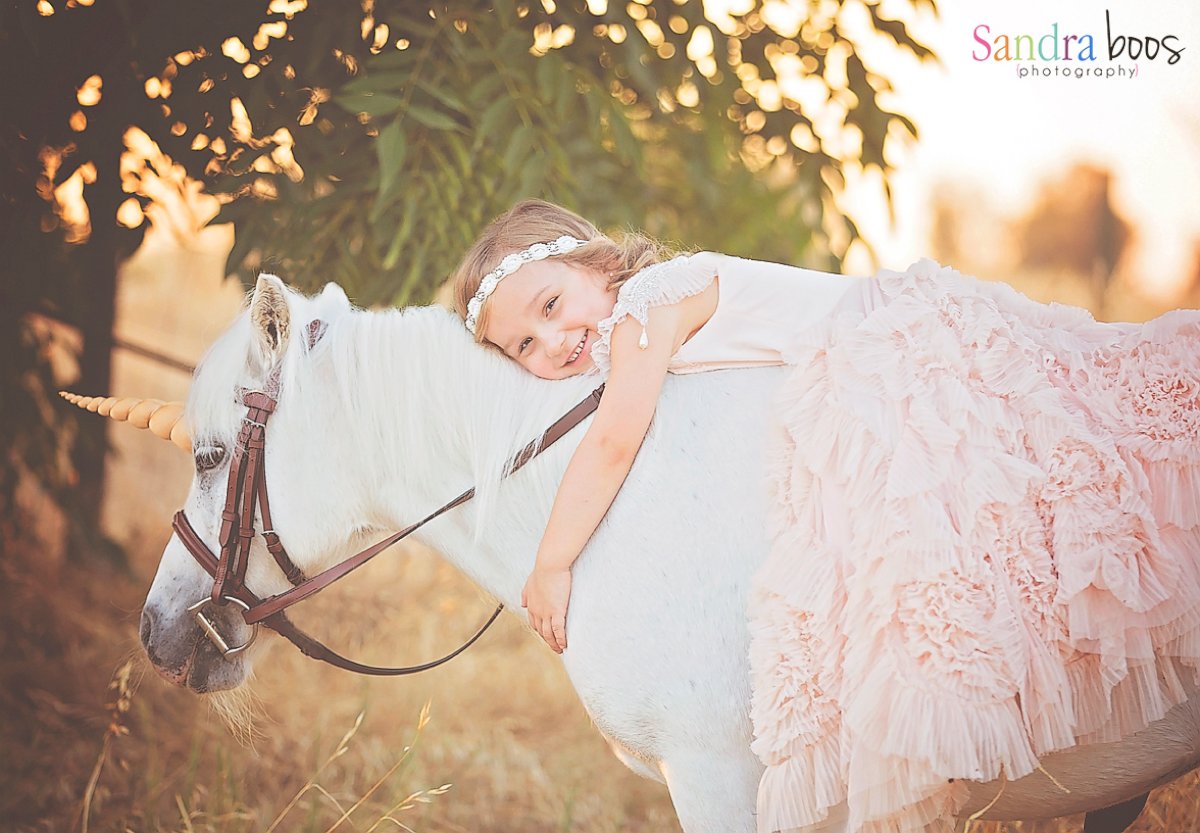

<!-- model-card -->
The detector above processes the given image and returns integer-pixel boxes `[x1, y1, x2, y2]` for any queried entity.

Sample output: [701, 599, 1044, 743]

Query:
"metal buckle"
[188, 596, 260, 657]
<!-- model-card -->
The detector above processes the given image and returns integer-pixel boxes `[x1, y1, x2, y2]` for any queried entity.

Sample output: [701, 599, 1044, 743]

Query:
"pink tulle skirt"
[750, 259, 1200, 833]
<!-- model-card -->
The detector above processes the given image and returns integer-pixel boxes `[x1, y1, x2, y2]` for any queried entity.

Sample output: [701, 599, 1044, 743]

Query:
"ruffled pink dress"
[590, 253, 1200, 833]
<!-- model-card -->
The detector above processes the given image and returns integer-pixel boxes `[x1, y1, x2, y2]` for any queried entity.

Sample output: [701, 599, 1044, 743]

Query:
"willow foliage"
[197, 0, 933, 305]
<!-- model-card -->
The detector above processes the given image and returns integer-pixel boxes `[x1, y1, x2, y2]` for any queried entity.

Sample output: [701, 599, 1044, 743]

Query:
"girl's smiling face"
[480, 258, 616, 379]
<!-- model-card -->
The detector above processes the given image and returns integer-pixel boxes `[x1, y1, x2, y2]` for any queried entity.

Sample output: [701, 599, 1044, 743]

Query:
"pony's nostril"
[139, 607, 155, 649]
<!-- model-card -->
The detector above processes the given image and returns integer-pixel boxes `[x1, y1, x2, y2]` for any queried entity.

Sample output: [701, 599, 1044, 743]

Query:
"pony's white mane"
[187, 283, 600, 539]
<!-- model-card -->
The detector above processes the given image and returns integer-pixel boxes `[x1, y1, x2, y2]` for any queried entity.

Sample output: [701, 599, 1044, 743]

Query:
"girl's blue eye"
[545, 296, 558, 315]
[518, 336, 532, 354]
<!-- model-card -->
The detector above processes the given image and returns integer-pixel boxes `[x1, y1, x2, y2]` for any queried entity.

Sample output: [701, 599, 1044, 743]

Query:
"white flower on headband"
[465, 235, 587, 334]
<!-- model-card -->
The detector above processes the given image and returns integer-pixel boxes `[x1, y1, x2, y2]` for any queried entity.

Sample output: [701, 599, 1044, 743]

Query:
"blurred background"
[2, 1, 1197, 831]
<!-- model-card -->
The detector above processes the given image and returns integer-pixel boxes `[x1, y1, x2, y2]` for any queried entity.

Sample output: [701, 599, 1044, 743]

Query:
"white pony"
[134, 276, 1199, 833]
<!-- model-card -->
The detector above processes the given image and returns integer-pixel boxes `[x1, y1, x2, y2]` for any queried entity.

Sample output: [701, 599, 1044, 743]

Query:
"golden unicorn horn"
[59, 392, 191, 453]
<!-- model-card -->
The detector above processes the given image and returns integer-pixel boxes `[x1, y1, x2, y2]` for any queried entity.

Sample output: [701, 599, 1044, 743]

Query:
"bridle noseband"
[171, 343, 605, 676]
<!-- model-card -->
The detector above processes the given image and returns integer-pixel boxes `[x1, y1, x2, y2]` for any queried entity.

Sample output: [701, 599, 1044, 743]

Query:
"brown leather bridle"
[170, 350, 605, 675]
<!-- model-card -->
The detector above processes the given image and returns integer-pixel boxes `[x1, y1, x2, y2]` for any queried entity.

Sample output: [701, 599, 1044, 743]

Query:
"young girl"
[451, 199, 1200, 833]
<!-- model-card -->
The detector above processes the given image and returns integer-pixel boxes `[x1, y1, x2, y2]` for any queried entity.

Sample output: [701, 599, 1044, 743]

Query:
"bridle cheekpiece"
[171, 332, 605, 676]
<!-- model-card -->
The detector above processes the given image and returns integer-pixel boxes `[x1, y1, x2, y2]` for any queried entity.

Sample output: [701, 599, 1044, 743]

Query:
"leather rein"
[171, 342, 605, 676]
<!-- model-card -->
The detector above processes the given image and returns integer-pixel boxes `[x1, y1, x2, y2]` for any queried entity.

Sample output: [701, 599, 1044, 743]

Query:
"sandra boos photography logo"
[973, 10, 1184, 80]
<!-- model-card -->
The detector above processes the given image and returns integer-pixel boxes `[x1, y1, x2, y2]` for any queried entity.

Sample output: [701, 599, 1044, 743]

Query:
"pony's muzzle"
[188, 596, 260, 657]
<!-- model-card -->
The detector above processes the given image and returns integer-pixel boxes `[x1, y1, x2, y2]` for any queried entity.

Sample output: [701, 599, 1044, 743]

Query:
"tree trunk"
[68, 98, 130, 559]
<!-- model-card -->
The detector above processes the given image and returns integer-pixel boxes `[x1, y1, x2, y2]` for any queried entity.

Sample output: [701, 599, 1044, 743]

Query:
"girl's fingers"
[526, 603, 563, 652]
[539, 621, 557, 652]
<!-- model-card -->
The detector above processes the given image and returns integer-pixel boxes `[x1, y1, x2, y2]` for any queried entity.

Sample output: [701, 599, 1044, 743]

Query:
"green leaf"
[371, 120, 407, 222]
[497, 28, 529, 57]
[381, 193, 419, 271]
[405, 104, 464, 132]
[394, 244, 428, 306]
[427, 142, 464, 207]
[468, 71, 506, 104]
[535, 53, 559, 104]
[518, 153, 548, 198]
[224, 225, 257, 280]
[475, 95, 514, 150]
[502, 123, 534, 174]
[606, 101, 639, 165]
[335, 91, 407, 117]
[441, 132, 472, 178]
[416, 78, 469, 114]
[341, 71, 412, 96]
[368, 46, 426, 70]
[555, 63, 576, 123]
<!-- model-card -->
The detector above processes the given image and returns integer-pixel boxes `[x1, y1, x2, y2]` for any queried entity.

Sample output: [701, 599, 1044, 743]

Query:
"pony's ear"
[316, 282, 350, 308]
[250, 274, 291, 365]
[311, 282, 351, 325]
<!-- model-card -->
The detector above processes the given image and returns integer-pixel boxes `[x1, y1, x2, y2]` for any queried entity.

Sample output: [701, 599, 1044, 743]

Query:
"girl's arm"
[523, 283, 716, 652]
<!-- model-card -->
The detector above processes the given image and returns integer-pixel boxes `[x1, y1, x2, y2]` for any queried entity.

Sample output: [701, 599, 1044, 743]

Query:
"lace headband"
[464, 235, 587, 335]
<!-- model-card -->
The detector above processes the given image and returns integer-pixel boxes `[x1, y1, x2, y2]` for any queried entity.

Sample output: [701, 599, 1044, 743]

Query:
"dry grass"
[1, 520, 680, 833]
[4, 524, 1198, 833]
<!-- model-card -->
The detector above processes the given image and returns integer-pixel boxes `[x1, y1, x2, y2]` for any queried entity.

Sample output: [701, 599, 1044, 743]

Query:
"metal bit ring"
[188, 596, 260, 657]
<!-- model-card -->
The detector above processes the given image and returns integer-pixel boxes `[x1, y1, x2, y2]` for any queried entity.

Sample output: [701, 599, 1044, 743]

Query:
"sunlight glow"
[267, 0, 307, 18]
[117, 198, 144, 228]
[371, 23, 390, 53]
[269, 128, 304, 182]
[52, 162, 96, 243]
[531, 23, 576, 54]
[229, 98, 253, 143]
[636, 19, 664, 47]
[77, 74, 102, 106]
[687, 26, 717, 77]
[254, 21, 288, 51]
[298, 87, 329, 126]
[702, 0, 752, 35]
[252, 178, 278, 199]
[677, 80, 700, 108]
[221, 37, 252, 64]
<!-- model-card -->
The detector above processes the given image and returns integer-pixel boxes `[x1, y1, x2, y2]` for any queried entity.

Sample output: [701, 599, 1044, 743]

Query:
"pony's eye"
[195, 445, 226, 472]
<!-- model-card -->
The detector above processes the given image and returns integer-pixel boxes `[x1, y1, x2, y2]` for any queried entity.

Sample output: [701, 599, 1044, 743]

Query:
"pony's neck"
[308, 305, 592, 605]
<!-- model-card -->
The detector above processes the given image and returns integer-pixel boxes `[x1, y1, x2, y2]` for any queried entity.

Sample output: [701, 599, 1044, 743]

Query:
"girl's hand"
[514, 285, 701, 656]
[521, 567, 572, 653]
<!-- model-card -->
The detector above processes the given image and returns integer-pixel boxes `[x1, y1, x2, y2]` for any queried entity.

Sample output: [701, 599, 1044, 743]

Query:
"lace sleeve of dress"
[590, 252, 719, 375]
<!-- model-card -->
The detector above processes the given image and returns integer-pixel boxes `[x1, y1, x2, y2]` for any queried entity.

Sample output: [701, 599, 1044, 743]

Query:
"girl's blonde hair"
[451, 200, 677, 344]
